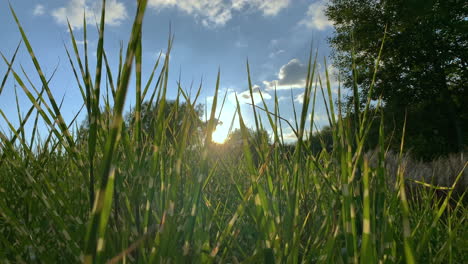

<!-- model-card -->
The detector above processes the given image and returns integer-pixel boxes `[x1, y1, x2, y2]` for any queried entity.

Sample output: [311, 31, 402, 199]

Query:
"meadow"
[0, 1, 467, 263]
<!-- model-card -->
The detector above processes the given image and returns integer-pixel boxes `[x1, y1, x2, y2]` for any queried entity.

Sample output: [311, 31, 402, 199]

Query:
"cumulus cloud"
[280, 114, 330, 142]
[281, 128, 316, 142]
[265, 59, 341, 95]
[299, 0, 333, 30]
[228, 85, 272, 105]
[149, 0, 232, 27]
[282, 129, 298, 142]
[148, 0, 290, 27]
[52, 0, 128, 30]
[263, 59, 308, 90]
[33, 4, 45, 16]
[232, 0, 291, 16]
[308, 113, 330, 123]
[321, 64, 340, 94]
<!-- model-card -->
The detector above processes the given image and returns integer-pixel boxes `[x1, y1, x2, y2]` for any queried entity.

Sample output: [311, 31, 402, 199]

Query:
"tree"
[125, 100, 205, 144]
[306, 125, 334, 154]
[225, 128, 270, 146]
[221, 128, 270, 165]
[77, 100, 206, 147]
[326, 0, 467, 159]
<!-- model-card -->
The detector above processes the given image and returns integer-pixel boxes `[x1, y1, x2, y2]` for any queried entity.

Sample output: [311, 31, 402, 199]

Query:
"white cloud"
[263, 59, 308, 90]
[76, 40, 88, 45]
[148, 0, 290, 27]
[294, 92, 305, 103]
[281, 128, 314, 142]
[264, 59, 340, 94]
[235, 40, 248, 48]
[33, 4, 45, 16]
[323, 64, 340, 94]
[299, 0, 333, 30]
[228, 85, 272, 105]
[268, 49, 285, 59]
[282, 129, 298, 142]
[278, 115, 330, 143]
[269, 39, 279, 47]
[151, 50, 169, 61]
[149, 0, 232, 27]
[308, 113, 329, 123]
[206, 87, 234, 103]
[52, 0, 128, 30]
[232, 0, 291, 16]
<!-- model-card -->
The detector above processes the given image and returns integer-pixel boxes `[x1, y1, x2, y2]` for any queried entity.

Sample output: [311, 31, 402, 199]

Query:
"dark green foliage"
[305, 125, 333, 154]
[326, 0, 468, 159]
[225, 128, 270, 146]
[221, 127, 270, 165]
[125, 100, 205, 144]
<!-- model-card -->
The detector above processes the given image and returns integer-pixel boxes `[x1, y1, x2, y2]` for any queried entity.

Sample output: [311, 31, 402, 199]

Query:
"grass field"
[0, 1, 467, 263]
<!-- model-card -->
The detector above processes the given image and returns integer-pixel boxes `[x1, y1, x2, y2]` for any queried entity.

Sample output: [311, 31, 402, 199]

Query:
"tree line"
[325, 0, 467, 160]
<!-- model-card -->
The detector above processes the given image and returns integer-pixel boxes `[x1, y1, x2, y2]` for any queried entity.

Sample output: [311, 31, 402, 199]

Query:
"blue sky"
[0, 0, 341, 143]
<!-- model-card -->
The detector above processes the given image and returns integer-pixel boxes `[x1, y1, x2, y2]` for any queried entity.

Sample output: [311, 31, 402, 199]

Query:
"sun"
[211, 128, 228, 144]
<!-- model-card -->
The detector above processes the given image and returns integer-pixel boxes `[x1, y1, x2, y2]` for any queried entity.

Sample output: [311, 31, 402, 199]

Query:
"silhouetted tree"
[326, 0, 467, 159]
[125, 100, 205, 145]
[222, 128, 270, 165]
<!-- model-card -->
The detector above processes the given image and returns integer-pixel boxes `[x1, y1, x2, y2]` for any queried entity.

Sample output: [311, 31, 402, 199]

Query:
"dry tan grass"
[366, 150, 467, 194]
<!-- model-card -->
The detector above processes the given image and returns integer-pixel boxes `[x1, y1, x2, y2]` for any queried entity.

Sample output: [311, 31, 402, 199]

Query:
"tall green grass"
[1, 1, 467, 263]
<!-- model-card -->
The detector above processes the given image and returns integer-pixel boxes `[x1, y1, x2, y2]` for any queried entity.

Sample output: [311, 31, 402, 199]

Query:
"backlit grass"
[0, 1, 467, 263]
